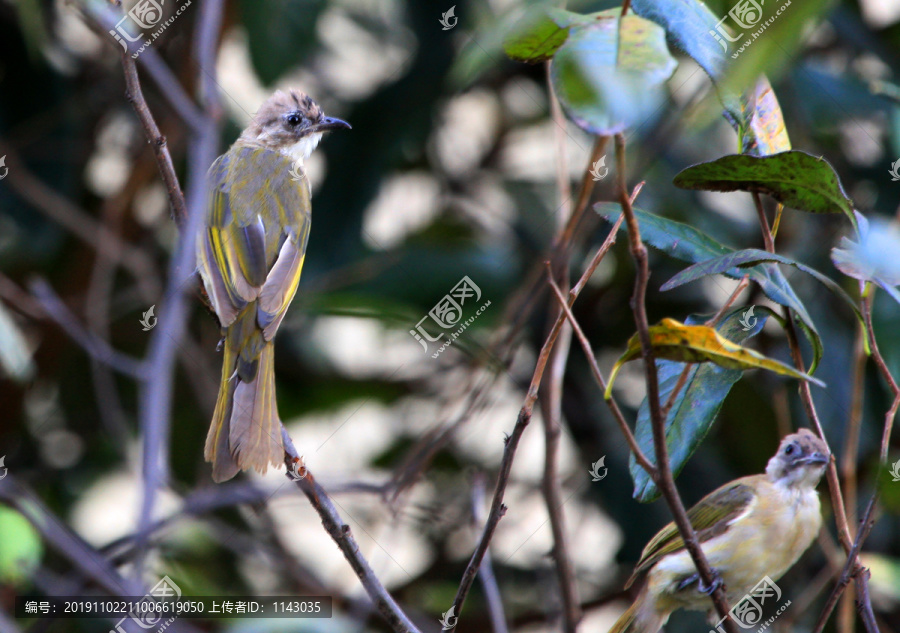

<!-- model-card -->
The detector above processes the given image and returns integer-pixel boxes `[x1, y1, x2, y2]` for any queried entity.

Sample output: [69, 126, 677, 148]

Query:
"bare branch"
[117, 4, 223, 578]
[545, 266, 656, 477]
[120, 55, 189, 227]
[854, 568, 880, 633]
[614, 133, 737, 632]
[472, 474, 509, 633]
[29, 279, 147, 380]
[281, 430, 422, 633]
[451, 175, 622, 621]
[812, 493, 879, 633]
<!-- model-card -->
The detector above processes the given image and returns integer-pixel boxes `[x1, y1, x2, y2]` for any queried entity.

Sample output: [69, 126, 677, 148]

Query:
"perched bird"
[197, 89, 350, 482]
[610, 429, 829, 633]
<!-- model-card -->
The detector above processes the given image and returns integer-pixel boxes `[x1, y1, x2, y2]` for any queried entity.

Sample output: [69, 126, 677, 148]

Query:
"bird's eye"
[286, 113, 303, 127]
[784, 444, 795, 455]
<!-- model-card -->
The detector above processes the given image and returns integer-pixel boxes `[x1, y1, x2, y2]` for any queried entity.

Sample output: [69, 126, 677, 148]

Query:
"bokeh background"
[1, 0, 900, 631]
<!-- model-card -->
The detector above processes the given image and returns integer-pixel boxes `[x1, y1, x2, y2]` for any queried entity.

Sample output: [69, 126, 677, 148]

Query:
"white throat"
[280, 132, 323, 165]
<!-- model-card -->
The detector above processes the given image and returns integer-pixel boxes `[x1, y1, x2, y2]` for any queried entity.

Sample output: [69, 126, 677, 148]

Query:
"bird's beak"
[314, 116, 351, 132]
[803, 452, 829, 465]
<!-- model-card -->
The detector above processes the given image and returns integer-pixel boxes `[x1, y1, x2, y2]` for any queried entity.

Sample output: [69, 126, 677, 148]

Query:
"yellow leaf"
[604, 318, 824, 399]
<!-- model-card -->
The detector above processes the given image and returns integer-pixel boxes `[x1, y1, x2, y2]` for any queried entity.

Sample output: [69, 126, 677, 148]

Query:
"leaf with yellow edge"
[723, 75, 791, 157]
[605, 318, 824, 399]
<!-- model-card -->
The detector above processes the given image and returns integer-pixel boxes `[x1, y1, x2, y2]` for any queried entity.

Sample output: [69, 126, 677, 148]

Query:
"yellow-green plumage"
[610, 430, 828, 633]
[198, 145, 311, 482]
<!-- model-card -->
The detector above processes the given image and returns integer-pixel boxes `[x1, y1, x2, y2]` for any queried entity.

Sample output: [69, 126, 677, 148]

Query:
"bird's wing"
[199, 147, 311, 332]
[224, 147, 312, 340]
[198, 153, 245, 327]
[626, 480, 756, 587]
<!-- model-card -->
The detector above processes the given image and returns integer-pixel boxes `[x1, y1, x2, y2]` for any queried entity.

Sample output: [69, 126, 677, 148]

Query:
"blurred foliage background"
[1, 0, 900, 631]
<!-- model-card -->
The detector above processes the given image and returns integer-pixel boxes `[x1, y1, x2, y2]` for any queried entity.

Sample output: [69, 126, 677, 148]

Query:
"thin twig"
[752, 192, 775, 253]
[854, 568, 880, 633]
[812, 493, 879, 633]
[862, 289, 900, 462]
[537, 99, 608, 633]
[0, 142, 159, 298]
[121, 17, 221, 576]
[451, 182, 626, 622]
[839, 320, 868, 633]
[82, 3, 206, 132]
[545, 269, 656, 477]
[120, 55, 189, 227]
[614, 133, 737, 632]
[472, 474, 509, 633]
[754, 191, 854, 553]
[29, 279, 147, 380]
[281, 430, 421, 633]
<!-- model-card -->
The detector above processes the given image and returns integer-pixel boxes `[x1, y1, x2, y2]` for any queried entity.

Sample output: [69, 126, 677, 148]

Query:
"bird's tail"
[205, 342, 283, 482]
[609, 588, 667, 633]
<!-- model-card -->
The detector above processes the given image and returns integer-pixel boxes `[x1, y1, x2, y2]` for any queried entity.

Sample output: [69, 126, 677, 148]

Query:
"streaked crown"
[238, 89, 350, 161]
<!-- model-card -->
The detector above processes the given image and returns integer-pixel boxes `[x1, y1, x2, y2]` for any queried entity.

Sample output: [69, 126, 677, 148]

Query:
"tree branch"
[281, 430, 422, 633]
[472, 474, 509, 633]
[451, 177, 625, 622]
[614, 133, 737, 632]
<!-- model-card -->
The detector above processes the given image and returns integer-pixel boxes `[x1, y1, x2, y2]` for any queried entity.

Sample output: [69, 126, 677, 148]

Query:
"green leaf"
[749, 264, 824, 373]
[606, 318, 823, 401]
[832, 214, 900, 305]
[672, 150, 857, 229]
[629, 308, 766, 501]
[595, 204, 732, 264]
[630, 0, 726, 81]
[597, 205, 823, 371]
[502, 7, 596, 63]
[550, 11, 677, 134]
[662, 248, 862, 324]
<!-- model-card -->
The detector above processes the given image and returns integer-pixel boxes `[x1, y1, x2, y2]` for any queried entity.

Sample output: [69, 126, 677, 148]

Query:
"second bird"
[196, 89, 350, 482]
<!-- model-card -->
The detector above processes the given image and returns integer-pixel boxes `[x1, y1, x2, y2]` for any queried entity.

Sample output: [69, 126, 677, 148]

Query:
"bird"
[196, 89, 350, 482]
[610, 428, 829, 633]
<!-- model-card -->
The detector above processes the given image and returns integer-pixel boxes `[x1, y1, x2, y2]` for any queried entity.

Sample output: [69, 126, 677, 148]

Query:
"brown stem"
[862, 290, 900, 461]
[854, 568, 880, 633]
[614, 133, 737, 632]
[281, 430, 422, 633]
[545, 270, 656, 477]
[451, 179, 629, 623]
[471, 475, 509, 633]
[752, 192, 775, 253]
[753, 188, 854, 553]
[120, 55, 189, 227]
[812, 494, 879, 633]
[842, 321, 868, 533]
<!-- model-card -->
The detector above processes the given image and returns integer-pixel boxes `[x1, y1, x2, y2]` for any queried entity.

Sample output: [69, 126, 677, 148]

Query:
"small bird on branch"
[610, 429, 829, 633]
[197, 89, 350, 482]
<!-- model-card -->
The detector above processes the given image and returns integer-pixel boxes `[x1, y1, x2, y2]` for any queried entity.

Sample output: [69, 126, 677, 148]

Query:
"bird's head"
[766, 428, 830, 489]
[240, 89, 350, 162]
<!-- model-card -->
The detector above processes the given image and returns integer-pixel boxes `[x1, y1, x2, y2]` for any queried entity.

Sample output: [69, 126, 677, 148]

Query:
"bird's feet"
[675, 569, 724, 595]
[698, 570, 724, 595]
